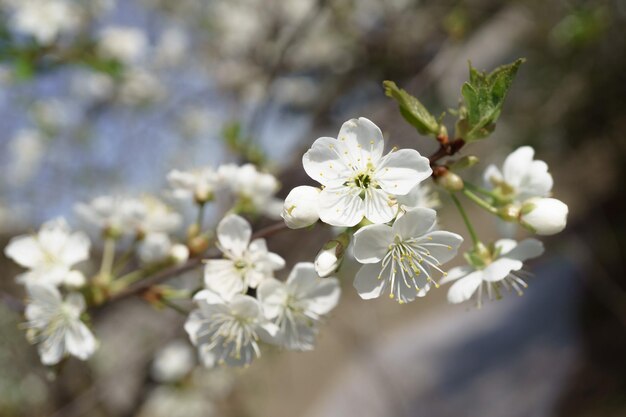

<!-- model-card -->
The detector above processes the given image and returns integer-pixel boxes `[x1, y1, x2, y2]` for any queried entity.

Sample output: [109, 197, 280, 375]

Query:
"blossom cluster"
[2, 62, 569, 372]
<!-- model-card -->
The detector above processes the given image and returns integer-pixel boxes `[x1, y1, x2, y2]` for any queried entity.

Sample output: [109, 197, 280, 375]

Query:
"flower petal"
[353, 224, 393, 263]
[440, 265, 475, 284]
[517, 160, 553, 200]
[420, 231, 464, 264]
[364, 187, 396, 224]
[482, 258, 523, 282]
[501, 238, 544, 262]
[204, 259, 243, 299]
[217, 214, 251, 257]
[4, 235, 45, 269]
[257, 278, 286, 319]
[65, 321, 97, 360]
[447, 271, 484, 303]
[304, 277, 341, 315]
[337, 117, 385, 167]
[302, 137, 351, 186]
[376, 149, 431, 195]
[318, 185, 364, 227]
[229, 294, 262, 318]
[502, 146, 534, 187]
[483, 164, 503, 187]
[353, 264, 386, 300]
[392, 207, 437, 238]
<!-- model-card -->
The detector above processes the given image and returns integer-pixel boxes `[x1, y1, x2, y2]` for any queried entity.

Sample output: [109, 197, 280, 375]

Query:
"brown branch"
[104, 221, 291, 305]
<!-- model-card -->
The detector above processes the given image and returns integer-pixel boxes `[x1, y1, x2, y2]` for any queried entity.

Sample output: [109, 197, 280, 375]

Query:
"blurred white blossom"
[7, 128, 45, 184]
[258, 262, 340, 351]
[98, 26, 148, 64]
[25, 285, 97, 365]
[151, 340, 195, 383]
[9, 0, 82, 44]
[4, 218, 90, 287]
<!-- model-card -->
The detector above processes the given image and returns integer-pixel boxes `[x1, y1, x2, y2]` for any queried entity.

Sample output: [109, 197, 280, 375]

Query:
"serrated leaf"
[383, 80, 439, 136]
[457, 58, 525, 141]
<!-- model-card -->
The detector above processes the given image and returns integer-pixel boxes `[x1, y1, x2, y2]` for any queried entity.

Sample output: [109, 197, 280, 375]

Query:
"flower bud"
[170, 244, 190, 264]
[498, 204, 520, 222]
[438, 171, 464, 191]
[314, 233, 350, 277]
[281, 186, 320, 229]
[449, 155, 479, 170]
[519, 197, 568, 235]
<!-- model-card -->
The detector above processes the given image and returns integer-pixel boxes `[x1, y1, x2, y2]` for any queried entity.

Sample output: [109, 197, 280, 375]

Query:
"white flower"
[483, 146, 553, 203]
[258, 263, 340, 351]
[167, 168, 218, 204]
[138, 233, 173, 264]
[118, 68, 165, 105]
[302, 117, 432, 227]
[154, 27, 189, 68]
[441, 238, 544, 307]
[124, 196, 182, 236]
[4, 218, 90, 287]
[218, 164, 283, 218]
[204, 214, 285, 299]
[75, 195, 135, 236]
[24, 285, 97, 365]
[98, 26, 147, 64]
[281, 186, 320, 229]
[151, 340, 195, 383]
[185, 291, 277, 367]
[10, 0, 82, 45]
[352, 207, 463, 303]
[519, 197, 568, 235]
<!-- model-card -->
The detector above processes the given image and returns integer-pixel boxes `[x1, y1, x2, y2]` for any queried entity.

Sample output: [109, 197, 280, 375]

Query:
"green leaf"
[383, 80, 439, 136]
[457, 58, 525, 141]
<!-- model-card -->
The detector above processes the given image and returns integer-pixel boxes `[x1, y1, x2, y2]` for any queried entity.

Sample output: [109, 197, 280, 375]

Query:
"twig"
[104, 221, 291, 305]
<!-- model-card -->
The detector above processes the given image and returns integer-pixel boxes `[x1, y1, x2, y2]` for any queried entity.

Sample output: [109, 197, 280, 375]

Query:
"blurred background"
[1, 0, 626, 416]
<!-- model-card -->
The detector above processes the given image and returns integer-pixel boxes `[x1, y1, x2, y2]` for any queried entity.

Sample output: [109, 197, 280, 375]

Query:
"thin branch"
[104, 220, 291, 305]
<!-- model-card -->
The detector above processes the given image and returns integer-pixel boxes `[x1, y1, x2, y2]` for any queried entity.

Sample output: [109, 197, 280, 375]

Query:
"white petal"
[65, 321, 97, 360]
[376, 149, 431, 195]
[440, 265, 475, 284]
[39, 333, 66, 365]
[483, 164, 503, 187]
[318, 185, 364, 227]
[502, 146, 534, 186]
[229, 294, 261, 318]
[447, 271, 484, 303]
[517, 160, 553, 200]
[420, 231, 464, 264]
[184, 309, 205, 345]
[59, 231, 90, 266]
[392, 207, 437, 238]
[204, 259, 243, 299]
[302, 137, 351, 186]
[337, 117, 385, 167]
[353, 224, 393, 264]
[257, 278, 286, 319]
[217, 214, 251, 257]
[364, 187, 396, 224]
[304, 277, 341, 315]
[494, 238, 518, 255]
[501, 238, 544, 262]
[353, 264, 386, 300]
[4, 235, 45, 268]
[482, 258, 523, 282]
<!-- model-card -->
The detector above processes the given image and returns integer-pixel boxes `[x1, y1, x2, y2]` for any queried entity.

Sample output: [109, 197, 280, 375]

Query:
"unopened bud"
[188, 235, 209, 256]
[438, 171, 464, 191]
[193, 189, 213, 205]
[449, 155, 479, 170]
[170, 244, 190, 264]
[498, 204, 520, 222]
[314, 233, 350, 278]
[519, 197, 568, 235]
[281, 186, 320, 229]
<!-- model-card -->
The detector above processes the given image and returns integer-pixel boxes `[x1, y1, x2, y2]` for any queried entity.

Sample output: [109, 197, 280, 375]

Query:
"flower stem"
[464, 181, 496, 198]
[196, 202, 206, 231]
[99, 238, 116, 283]
[450, 193, 480, 248]
[462, 189, 498, 214]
